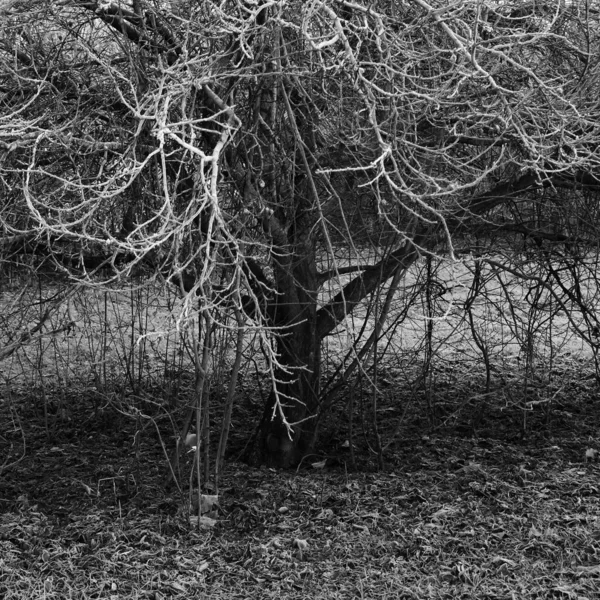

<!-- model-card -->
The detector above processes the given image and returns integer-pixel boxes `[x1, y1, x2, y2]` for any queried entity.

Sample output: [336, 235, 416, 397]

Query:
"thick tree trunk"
[245, 230, 322, 467]
[244, 228, 424, 467]
[248, 320, 321, 467]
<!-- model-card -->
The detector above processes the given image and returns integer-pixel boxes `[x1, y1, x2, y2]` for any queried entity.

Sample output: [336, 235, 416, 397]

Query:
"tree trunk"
[248, 319, 321, 468]
[245, 229, 322, 467]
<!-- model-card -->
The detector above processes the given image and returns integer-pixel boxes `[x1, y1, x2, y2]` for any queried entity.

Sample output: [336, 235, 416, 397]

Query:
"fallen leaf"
[200, 494, 219, 514]
[293, 538, 309, 551]
[491, 556, 517, 567]
[575, 564, 600, 575]
[190, 515, 217, 529]
[184, 433, 197, 450]
[431, 507, 458, 520]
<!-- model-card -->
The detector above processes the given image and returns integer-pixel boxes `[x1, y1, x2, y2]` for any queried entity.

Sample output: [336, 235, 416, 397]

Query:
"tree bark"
[245, 212, 323, 466]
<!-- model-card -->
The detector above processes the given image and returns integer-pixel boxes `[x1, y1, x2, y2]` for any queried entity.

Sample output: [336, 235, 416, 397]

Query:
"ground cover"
[2, 363, 600, 600]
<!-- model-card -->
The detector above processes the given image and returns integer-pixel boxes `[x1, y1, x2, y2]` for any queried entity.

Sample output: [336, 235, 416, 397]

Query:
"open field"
[2, 252, 596, 394]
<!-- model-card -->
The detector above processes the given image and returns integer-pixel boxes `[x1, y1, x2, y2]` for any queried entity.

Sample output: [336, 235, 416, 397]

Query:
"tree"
[2, 0, 600, 467]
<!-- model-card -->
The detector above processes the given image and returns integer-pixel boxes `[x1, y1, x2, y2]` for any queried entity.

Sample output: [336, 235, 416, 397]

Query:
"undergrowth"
[2, 358, 600, 599]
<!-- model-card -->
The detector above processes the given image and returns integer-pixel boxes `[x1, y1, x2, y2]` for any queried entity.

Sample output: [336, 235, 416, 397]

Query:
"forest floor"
[2, 358, 600, 600]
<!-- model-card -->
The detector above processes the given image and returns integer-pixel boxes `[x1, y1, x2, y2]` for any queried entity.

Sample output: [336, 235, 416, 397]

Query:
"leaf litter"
[2, 381, 600, 599]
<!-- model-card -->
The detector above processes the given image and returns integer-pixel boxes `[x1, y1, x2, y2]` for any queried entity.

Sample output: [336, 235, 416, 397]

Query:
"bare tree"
[2, 0, 600, 466]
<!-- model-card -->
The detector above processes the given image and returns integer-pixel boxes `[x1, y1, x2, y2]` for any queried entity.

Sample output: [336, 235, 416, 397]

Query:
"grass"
[2, 368, 600, 600]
